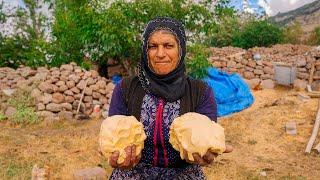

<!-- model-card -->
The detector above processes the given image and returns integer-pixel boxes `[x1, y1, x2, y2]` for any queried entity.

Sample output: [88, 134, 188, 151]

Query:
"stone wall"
[209, 44, 320, 89]
[0, 62, 114, 121]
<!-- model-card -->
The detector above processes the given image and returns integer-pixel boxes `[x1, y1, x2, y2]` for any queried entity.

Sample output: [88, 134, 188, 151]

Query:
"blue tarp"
[202, 68, 254, 117]
[112, 75, 122, 84]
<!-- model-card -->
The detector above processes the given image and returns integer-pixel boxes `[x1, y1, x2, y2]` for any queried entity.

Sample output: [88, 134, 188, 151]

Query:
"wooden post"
[305, 99, 320, 153]
[309, 62, 315, 85]
[77, 80, 88, 115]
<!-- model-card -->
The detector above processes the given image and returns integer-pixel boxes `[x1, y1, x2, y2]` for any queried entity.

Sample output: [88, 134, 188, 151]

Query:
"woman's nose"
[156, 46, 165, 58]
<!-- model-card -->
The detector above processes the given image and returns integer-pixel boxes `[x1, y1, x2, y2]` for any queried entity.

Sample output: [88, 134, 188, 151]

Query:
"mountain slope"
[270, 0, 320, 32]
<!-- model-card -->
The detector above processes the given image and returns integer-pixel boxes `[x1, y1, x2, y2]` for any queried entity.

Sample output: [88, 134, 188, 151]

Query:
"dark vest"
[120, 76, 206, 120]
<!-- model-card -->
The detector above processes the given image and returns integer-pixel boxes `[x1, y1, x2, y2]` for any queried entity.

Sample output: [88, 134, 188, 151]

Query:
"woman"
[108, 17, 232, 179]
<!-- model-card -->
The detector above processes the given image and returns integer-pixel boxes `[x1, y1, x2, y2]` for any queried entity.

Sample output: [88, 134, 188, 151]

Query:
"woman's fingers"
[203, 151, 215, 164]
[183, 150, 193, 163]
[130, 145, 136, 165]
[224, 145, 233, 153]
[109, 151, 120, 168]
[192, 153, 207, 166]
[121, 146, 132, 167]
[134, 153, 140, 165]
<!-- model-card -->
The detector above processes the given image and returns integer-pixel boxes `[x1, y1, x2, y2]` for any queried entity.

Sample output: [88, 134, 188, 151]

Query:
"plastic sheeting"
[202, 68, 254, 117]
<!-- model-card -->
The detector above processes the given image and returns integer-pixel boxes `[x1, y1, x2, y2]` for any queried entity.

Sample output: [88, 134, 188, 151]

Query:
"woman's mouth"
[155, 61, 170, 64]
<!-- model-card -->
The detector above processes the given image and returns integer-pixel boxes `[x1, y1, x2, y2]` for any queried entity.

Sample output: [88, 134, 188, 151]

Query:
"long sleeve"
[195, 86, 217, 122]
[108, 82, 127, 116]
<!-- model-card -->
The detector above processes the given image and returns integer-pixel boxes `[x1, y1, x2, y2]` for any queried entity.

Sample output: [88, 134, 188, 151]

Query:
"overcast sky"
[269, 0, 317, 15]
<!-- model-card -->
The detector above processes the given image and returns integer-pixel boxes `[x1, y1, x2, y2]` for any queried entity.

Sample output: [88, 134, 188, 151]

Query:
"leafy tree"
[50, 0, 88, 67]
[205, 0, 240, 47]
[51, 0, 219, 75]
[232, 20, 283, 49]
[0, 0, 53, 68]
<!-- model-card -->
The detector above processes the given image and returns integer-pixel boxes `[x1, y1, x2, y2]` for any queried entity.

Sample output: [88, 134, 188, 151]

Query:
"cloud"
[269, 0, 316, 15]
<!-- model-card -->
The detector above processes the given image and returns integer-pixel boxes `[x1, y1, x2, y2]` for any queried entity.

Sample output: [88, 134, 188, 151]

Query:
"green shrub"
[7, 89, 39, 125]
[186, 44, 212, 79]
[0, 112, 6, 121]
[314, 26, 320, 45]
[282, 21, 303, 44]
[0, 36, 49, 68]
[307, 26, 320, 45]
[232, 20, 283, 49]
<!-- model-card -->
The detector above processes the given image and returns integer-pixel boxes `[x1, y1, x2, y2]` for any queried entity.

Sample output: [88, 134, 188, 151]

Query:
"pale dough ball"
[99, 115, 147, 164]
[169, 112, 226, 161]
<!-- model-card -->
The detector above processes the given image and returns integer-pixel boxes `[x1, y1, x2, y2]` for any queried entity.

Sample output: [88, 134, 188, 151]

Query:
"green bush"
[232, 20, 283, 49]
[186, 44, 212, 79]
[0, 112, 6, 121]
[0, 36, 49, 68]
[282, 21, 303, 44]
[315, 26, 320, 45]
[7, 89, 39, 125]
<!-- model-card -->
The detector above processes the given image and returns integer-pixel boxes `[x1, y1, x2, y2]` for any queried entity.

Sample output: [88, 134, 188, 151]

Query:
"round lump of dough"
[99, 115, 146, 164]
[169, 112, 226, 161]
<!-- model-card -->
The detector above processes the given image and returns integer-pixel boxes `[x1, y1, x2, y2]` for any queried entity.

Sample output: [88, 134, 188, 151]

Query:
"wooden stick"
[307, 92, 320, 98]
[309, 62, 315, 85]
[76, 80, 88, 115]
[307, 84, 312, 93]
[305, 99, 320, 153]
[313, 143, 320, 153]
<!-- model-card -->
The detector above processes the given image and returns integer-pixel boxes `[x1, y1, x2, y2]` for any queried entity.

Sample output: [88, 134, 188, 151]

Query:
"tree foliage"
[232, 20, 283, 49]
[186, 44, 212, 79]
[0, 0, 52, 68]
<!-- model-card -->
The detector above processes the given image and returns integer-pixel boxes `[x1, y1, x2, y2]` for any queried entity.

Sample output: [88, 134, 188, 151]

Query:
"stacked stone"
[209, 44, 320, 89]
[0, 62, 114, 120]
[0, 66, 38, 90]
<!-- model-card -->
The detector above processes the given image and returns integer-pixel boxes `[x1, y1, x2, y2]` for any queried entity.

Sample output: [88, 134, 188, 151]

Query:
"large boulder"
[261, 79, 275, 89]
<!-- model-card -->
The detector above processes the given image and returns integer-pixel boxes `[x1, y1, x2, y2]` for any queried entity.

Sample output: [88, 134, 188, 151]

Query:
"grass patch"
[0, 112, 6, 121]
[1, 160, 33, 179]
[7, 88, 40, 125]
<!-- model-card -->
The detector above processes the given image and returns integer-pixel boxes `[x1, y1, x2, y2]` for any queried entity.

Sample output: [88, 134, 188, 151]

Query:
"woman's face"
[147, 30, 180, 75]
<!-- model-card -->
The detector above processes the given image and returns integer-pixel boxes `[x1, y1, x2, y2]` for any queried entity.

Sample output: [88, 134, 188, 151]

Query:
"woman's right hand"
[109, 145, 141, 170]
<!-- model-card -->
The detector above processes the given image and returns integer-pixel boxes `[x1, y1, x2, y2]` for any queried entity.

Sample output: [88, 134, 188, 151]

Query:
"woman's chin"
[154, 70, 171, 76]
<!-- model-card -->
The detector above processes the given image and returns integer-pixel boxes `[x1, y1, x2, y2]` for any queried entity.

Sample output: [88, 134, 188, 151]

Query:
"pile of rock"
[0, 62, 115, 121]
[209, 44, 320, 90]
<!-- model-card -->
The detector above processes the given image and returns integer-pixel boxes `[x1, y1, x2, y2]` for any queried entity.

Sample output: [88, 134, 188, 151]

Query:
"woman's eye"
[148, 45, 156, 49]
[166, 44, 174, 48]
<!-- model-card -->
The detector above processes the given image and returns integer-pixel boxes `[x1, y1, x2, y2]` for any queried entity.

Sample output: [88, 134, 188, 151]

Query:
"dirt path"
[1, 87, 320, 179]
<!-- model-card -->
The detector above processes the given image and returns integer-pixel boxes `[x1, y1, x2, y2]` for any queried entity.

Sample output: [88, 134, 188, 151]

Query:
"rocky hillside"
[270, 0, 320, 32]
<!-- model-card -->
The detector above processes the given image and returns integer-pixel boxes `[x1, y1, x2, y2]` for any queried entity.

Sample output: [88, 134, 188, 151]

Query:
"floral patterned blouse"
[108, 81, 217, 168]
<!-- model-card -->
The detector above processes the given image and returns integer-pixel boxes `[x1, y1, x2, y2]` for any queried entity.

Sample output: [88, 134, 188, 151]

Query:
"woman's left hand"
[184, 145, 233, 166]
